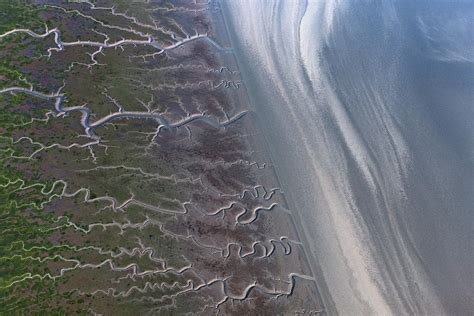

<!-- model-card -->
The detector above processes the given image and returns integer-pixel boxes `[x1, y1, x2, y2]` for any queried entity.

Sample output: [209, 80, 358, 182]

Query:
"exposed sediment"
[0, 0, 324, 314]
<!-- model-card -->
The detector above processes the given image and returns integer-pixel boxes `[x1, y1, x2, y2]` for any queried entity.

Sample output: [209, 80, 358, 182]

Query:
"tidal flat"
[0, 0, 323, 314]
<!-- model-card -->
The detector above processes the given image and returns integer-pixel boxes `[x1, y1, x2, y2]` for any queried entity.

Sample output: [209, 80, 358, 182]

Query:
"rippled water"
[222, 0, 474, 314]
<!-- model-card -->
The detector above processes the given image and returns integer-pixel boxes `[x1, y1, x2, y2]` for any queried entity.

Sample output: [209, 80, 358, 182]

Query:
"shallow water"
[222, 0, 474, 314]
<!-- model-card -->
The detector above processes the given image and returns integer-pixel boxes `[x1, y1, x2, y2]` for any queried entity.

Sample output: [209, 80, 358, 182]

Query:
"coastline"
[211, 1, 333, 314]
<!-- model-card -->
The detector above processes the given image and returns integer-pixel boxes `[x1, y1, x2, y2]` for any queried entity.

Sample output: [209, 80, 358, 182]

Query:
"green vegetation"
[0, 2, 195, 314]
[0, 99, 74, 313]
[0, 1, 44, 34]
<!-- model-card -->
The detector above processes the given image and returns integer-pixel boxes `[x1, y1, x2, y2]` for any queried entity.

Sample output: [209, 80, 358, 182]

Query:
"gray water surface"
[222, 1, 474, 314]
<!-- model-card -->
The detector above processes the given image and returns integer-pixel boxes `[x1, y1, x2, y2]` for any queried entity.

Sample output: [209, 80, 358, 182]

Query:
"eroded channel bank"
[215, 1, 335, 314]
[207, 1, 328, 313]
